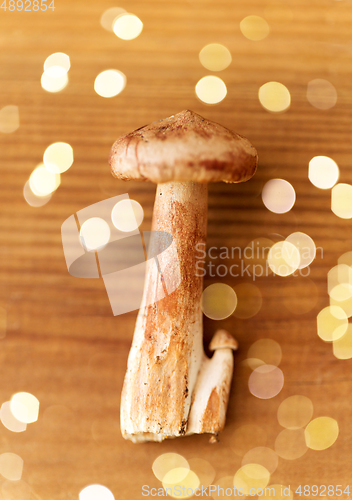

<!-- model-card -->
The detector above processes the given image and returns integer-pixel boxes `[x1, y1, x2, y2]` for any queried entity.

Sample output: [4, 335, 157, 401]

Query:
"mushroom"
[109, 110, 257, 442]
[186, 329, 238, 437]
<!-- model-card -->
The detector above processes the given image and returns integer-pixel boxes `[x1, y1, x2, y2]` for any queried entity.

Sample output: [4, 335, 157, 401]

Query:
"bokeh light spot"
[233, 283, 262, 319]
[0, 401, 27, 433]
[79, 485, 115, 500]
[113, 13, 143, 40]
[29, 164, 60, 197]
[94, 70, 126, 98]
[330, 295, 352, 318]
[230, 424, 267, 457]
[0, 453, 23, 481]
[162, 469, 200, 498]
[100, 7, 126, 32]
[305, 417, 339, 450]
[44, 142, 74, 174]
[329, 283, 352, 302]
[162, 467, 190, 484]
[242, 447, 278, 474]
[247, 339, 282, 367]
[308, 156, 339, 189]
[338, 251, 352, 268]
[327, 264, 352, 294]
[111, 199, 143, 232]
[195, 76, 227, 104]
[152, 453, 189, 482]
[240, 15, 270, 41]
[202, 283, 237, 320]
[233, 464, 270, 494]
[317, 305, 348, 342]
[0, 105, 19, 133]
[259, 82, 291, 112]
[41, 72, 68, 93]
[267, 241, 300, 276]
[285, 232, 316, 269]
[199, 43, 232, 71]
[275, 428, 308, 459]
[262, 179, 295, 214]
[80, 217, 111, 252]
[331, 183, 352, 219]
[249, 365, 284, 399]
[10, 392, 39, 424]
[307, 79, 337, 110]
[23, 180, 52, 207]
[277, 395, 314, 429]
[44, 52, 70, 78]
[329, 263, 352, 315]
[333, 325, 352, 359]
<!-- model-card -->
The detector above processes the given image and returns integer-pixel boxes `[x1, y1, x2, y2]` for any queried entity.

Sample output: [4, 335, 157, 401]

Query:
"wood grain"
[0, 0, 352, 498]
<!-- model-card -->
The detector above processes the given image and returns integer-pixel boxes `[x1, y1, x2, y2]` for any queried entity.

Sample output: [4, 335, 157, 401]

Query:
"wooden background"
[1, 0, 352, 498]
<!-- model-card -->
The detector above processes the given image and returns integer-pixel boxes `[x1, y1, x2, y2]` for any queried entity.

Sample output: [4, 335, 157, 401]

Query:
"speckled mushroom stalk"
[120, 181, 207, 442]
[109, 110, 258, 442]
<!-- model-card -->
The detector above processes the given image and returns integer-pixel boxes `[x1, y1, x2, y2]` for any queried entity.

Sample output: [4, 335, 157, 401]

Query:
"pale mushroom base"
[119, 182, 237, 443]
[121, 329, 237, 443]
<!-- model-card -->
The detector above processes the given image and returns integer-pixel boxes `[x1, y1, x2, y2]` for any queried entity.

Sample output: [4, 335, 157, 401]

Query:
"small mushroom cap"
[109, 110, 257, 184]
[209, 329, 238, 351]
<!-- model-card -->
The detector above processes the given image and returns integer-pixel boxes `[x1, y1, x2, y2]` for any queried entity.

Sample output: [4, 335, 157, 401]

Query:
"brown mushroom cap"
[109, 110, 257, 184]
[209, 329, 238, 351]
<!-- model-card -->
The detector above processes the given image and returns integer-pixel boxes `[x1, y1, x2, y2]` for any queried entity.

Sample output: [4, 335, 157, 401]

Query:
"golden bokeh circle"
[202, 283, 237, 320]
[308, 156, 339, 189]
[248, 365, 284, 399]
[233, 464, 270, 495]
[331, 183, 352, 219]
[233, 283, 262, 319]
[317, 305, 348, 342]
[199, 43, 232, 71]
[305, 417, 339, 451]
[267, 241, 300, 276]
[333, 325, 352, 359]
[277, 395, 314, 429]
[152, 453, 189, 482]
[240, 15, 270, 41]
[195, 76, 227, 104]
[258, 82, 291, 112]
[275, 428, 308, 460]
[162, 468, 200, 499]
[262, 179, 296, 214]
[247, 339, 282, 367]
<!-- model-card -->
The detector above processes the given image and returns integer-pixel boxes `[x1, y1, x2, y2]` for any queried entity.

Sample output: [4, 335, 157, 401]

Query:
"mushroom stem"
[120, 181, 208, 442]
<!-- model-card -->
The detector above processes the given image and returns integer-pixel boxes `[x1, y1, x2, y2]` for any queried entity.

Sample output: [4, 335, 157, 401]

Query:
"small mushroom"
[186, 329, 238, 436]
[109, 110, 257, 442]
